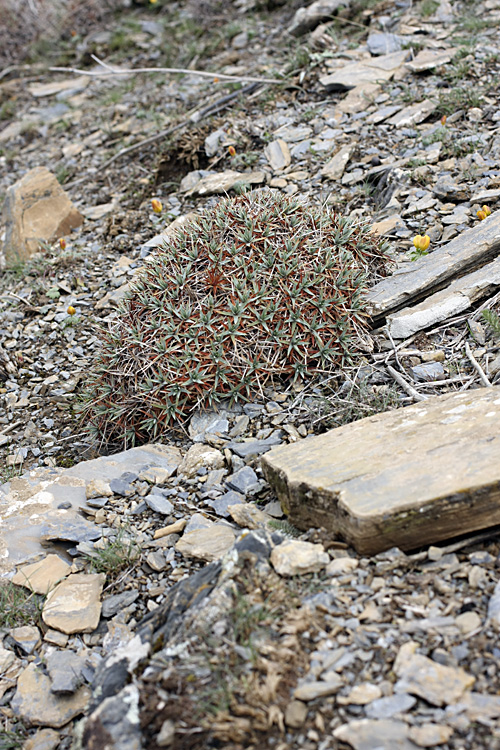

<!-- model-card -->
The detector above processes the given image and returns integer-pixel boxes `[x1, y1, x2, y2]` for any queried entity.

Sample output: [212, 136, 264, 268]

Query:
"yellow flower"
[59, 237, 67, 250]
[440, 115, 447, 126]
[477, 210, 487, 220]
[228, 145, 236, 157]
[67, 305, 76, 316]
[413, 234, 430, 252]
[483, 205, 491, 216]
[151, 198, 163, 214]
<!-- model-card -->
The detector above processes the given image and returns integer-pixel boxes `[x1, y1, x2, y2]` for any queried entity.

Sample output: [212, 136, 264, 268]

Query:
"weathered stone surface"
[367, 32, 401, 55]
[11, 663, 90, 728]
[2, 166, 83, 263]
[180, 169, 266, 196]
[338, 683, 382, 705]
[386, 99, 436, 127]
[28, 76, 90, 97]
[408, 723, 454, 747]
[47, 649, 85, 694]
[294, 676, 343, 700]
[228, 501, 270, 529]
[80, 684, 142, 750]
[175, 526, 236, 561]
[178, 443, 225, 478]
[270, 540, 330, 576]
[387, 254, 500, 338]
[320, 51, 409, 91]
[22, 728, 60, 750]
[12, 554, 70, 594]
[42, 573, 105, 634]
[262, 387, 500, 554]
[10, 625, 41, 655]
[321, 144, 354, 181]
[367, 210, 500, 319]
[394, 641, 474, 705]
[334, 719, 419, 750]
[288, 0, 347, 35]
[406, 48, 457, 72]
[264, 139, 291, 171]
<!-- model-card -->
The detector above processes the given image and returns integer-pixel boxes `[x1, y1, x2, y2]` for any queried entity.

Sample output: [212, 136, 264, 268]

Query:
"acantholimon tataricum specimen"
[81, 190, 391, 447]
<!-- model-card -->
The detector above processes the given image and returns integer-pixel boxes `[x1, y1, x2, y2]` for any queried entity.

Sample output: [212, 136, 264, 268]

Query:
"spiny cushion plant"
[81, 190, 391, 447]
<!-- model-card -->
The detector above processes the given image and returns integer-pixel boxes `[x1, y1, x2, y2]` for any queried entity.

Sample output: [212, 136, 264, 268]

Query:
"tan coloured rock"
[178, 443, 225, 479]
[320, 51, 409, 91]
[386, 99, 436, 127]
[406, 48, 457, 72]
[11, 663, 90, 728]
[264, 139, 291, 171]
[85, 478, 113, 499]
[394, 641, 474, 706]
[2, 166, 83, 263]
[227, 502, 270, 529]
[334, 719, 418, 750]
[337, 683, 382, 705]
[22, 728, 61, 750]
[42, 573, 105, 634]
[12, 554, 71, 594]
[321, 144, 355, 181]
[270, 540, 329, 576]
[28, 75, 90, 97]
[181, 169, 266, 197]
[261, 386, 500, 554]
[408, 723, 454, 747]
[175, 526, 236, 562]
[294, 676, 343, 701]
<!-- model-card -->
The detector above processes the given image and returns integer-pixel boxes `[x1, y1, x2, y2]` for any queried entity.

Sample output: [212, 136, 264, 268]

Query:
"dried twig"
[387, 364, 428, 402]
[50, 54, 283, 86]
[465, 341, 491, 387]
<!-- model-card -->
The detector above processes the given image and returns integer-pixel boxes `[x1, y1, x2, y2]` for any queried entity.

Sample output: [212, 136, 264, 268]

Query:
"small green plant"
[81, 190, 391, 447]
[82, 528, 140, 580]
[0, 721, 26, 749]
[436, 87, 484, 116]
[407, 158, 426, 168]
[420, 0, 439, 16]
[307, 379, 400, 431]
[0, 582, 42, 628]
[46, 287, 60, 300]
[482, 309, 500, 337]
[267, 519, 301, 537]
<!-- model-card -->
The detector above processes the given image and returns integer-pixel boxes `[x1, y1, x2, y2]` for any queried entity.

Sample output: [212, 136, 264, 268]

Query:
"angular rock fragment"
[334, 719, 418, 750]
[12, 554, 71, 594]
[11, 663, 90, 728]
[320, 51, 409, 91]
[321, 144, 355, 181]
[2, 166, 83, 263]
[394, 641, 474, 705]
[262, 387, 500, 554]
[175, 526, 236, 562]
[42, 573, 105, 634]
[288, 0, 347, 35]
[270, 540, 329, 576]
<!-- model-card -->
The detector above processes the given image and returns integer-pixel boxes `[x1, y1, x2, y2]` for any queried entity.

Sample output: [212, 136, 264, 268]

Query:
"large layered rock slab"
[2, 166, 83, 263]
[367, 211, 500, 320]
[261, 387, 500, 554]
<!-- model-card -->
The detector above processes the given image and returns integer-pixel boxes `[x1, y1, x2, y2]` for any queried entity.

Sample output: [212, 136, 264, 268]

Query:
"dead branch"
[387, 364, 428, 402]
[50, 54, 283, 86]
[465, 341, 491, 387]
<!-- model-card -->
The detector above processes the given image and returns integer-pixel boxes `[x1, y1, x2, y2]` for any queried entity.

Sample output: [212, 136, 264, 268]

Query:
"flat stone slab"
[261, 387, 500, 554]
[367, 211, 500, 320]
